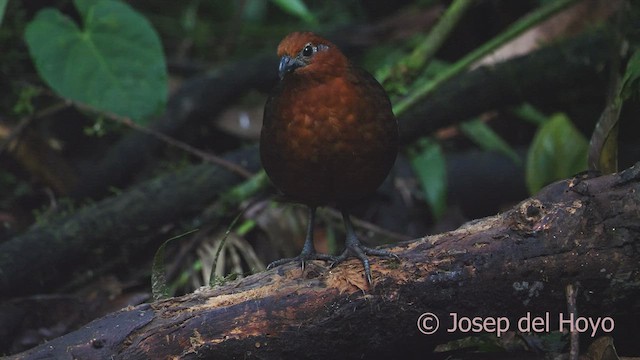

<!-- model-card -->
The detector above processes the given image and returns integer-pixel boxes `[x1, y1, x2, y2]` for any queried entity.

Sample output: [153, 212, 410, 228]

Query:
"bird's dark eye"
[302, 44, 314, 57]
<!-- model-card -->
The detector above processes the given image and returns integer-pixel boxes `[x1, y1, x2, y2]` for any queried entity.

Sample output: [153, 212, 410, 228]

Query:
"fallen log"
[8, 163, 640, 359]
[0, 147, 260, 298]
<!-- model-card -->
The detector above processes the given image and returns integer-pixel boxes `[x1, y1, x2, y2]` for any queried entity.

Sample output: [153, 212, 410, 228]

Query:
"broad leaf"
[409, 139, 447, 219]
[526, 114, 588, 194]
[25, 0, 167, 123]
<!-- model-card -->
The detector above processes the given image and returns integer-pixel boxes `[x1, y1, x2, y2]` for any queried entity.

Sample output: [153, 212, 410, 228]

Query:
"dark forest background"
[0, 0, 639, 358]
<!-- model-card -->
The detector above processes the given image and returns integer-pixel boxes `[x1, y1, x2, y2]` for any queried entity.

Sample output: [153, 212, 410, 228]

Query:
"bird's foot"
[331, 245, 399, 285]
[267, 252, 336, 272]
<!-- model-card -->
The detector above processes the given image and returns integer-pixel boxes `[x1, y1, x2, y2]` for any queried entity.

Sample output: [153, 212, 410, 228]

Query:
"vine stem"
[393, 0, 580, 117]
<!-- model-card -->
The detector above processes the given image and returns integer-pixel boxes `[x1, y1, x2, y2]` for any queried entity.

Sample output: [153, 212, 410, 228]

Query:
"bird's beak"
[278, 55, 303, 79]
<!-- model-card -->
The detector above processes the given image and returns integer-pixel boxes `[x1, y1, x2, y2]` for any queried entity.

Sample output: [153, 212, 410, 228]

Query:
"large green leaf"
[25, 0, 167, 123]
[409, 138, 447, 219]
[526, 114, 588, 194]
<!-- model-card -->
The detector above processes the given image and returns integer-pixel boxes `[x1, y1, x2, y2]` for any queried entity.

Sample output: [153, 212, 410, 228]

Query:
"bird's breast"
[274, 78, 373, 160]
[261, 73, 397, 206]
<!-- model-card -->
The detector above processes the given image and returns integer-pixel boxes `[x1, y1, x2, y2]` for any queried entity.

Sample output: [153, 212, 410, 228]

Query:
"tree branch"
[0, 147, 260, 298]
[8, 162, 640, 359]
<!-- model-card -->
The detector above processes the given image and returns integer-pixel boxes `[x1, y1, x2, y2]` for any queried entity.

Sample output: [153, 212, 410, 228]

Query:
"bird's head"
[276, 32, 348, 81]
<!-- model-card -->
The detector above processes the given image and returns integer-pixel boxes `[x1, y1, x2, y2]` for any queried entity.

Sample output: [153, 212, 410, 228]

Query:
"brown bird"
[260, 32, 399, 284]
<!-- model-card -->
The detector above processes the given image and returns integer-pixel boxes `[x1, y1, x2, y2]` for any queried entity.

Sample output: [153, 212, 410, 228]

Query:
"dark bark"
[8, 162, 640, 360]
[0, 148, 260, 298]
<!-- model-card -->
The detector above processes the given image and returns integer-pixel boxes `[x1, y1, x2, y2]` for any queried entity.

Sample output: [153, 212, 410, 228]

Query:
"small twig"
[566, 283, 580, 360]
[0, 100, 71, 155]
[72, 101, 254, 179]
[324, 207, 412, 243]
[2, 86, 253, 179]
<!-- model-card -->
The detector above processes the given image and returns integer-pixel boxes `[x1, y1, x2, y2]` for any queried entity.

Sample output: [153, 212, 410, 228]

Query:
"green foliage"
[224, 170, 269, 204]
[380, 0, 473, 88]
[587, 46, 640, 174]
[208, 210, 245, 287]
[24, 0, 167, 124]
[83, 116, 109, 137]
[270, 0, 317, 24]
[526, 113, 588, 194]
[392, 0, 579, 117]
[235, 218, 257, 236]
[151, 173, 267, 298]
[460, 119, 521, 165]
[409, 138, 447, 219]
[12, 85, 41, 116]
[207, 173, 268, 286]
[512, 103, 549, 126]
[0, 0, 7, 26]
[620, 49, 640, 102]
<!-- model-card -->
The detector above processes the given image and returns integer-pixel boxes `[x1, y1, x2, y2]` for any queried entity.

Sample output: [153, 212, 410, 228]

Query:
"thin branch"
[2, 85, 254, 179]
[0, 100, 71, 155]
[323, 207, 413, 243]
[71, 101, 254, 179]
[566, 283, 580, 360]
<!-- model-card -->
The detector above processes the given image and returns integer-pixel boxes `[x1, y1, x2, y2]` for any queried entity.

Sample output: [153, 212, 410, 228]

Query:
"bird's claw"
[331, 245, 398, 285]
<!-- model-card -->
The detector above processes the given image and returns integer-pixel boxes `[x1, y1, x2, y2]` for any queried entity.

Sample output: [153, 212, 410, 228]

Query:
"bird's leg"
[332, 210, 398, 285]
[267, 206, 336, 271]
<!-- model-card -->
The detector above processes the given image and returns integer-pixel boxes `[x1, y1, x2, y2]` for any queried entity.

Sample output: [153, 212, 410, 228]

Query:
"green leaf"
[460, 119, 521, 165]
[25, 0, 167, 123]
[620, 49, 640, 101]
[409, 138, 447, 219]
[526, 113, 588, 194]
[74, 0, 96, 18]
[512, 103, 548, 126]
[0, 0, 8, 27]
[12, 86, 41, 116]
[270, 0, 317, 24]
